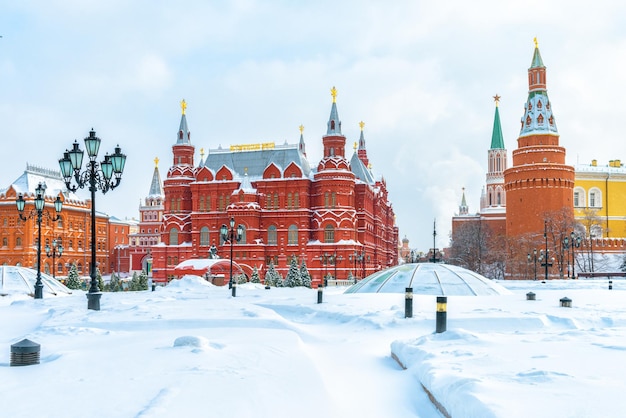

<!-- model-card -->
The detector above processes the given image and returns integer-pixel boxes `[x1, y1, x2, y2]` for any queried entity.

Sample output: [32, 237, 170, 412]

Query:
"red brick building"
[151, 89, 399, 285]
[125, 158, 165, 276]
[0, 164, 111, 277]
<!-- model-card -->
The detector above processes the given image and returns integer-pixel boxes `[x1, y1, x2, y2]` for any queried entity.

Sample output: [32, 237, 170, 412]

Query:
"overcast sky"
[1, 1, 625, 251]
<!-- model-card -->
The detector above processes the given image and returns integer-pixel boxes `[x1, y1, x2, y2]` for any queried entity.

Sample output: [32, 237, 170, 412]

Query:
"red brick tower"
[504, 39, 574, 238]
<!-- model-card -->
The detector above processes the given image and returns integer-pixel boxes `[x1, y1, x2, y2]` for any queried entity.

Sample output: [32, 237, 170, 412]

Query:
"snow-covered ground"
[1, 276, 625, 417]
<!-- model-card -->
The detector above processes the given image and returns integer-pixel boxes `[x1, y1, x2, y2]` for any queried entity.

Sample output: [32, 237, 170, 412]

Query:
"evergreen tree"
[275, 270, 284, 287]
[284, 256, 302, 287]
[347, 271, 355, 283]
[300, 260, 312, 288]
[264, 262, 279, 287]
[236, 273, 247, 284]
[96, 268, 104, 292]
[130, 271, 140, 291]
[66, 263, 82, 290]
[250, 266, 261, 284]
[109, 272, 121, 292]
[138, 270, 149, 290]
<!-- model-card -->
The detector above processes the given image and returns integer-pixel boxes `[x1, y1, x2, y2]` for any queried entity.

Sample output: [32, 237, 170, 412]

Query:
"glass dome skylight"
[345, 263, 511, 296]
[0, 266, 72, 297]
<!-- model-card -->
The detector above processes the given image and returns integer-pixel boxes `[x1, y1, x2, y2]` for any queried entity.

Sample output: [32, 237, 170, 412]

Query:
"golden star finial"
[493, 94, 501, 106]
[353, 141, 357, 151]
[330, 86, 337, 103]
[154, 157, 159, 167]
[534, 37, 538, 49]
[299, 124, 304, 134]
[180, 99, 187, 115]
[359, 121, 365, 131]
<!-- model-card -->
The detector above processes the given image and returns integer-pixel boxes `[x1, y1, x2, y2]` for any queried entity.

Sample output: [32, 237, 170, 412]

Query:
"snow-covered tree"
[138, 270, 149, 290]
[236, 273, 247, 284]
[347, 271, 355, 283]
[250, 266, 261, 283]
[129, 271, 140, 291]
[300, 260, 312, 288]
[264, 262, 281, 287]
[96, 268, 104, 292]
[284, 257, 302, 287]
[109, 272, 121, 292]
[66, 263, 82, 290]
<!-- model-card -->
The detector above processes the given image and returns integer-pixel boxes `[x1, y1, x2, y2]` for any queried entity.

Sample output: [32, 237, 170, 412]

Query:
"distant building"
[126, 158, 165, 275]
[451, 40, 626, 279]
[0, 164, 110, 276]
[151, 89, 399, 284]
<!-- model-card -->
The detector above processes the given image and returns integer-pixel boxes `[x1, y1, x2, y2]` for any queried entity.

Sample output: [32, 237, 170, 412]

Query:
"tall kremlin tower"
[503, 39, 575, 239]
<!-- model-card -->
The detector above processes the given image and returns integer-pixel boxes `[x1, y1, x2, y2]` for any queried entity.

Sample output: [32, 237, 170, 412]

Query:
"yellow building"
[574, 159, 626, 239]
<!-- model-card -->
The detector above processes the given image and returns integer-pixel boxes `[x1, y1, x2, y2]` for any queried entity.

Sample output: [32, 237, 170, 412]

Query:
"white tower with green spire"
[481, 94, 507, 211]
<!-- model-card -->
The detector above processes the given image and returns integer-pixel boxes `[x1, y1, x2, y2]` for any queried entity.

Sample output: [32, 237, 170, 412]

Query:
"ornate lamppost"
[570, 232, 581, 279]
[539, 249, 554, 281]
[220, 218, 243, 290]
[59, 129, 126, 310]
[45, 239, 64, 278]
[562, 236, 570, 278]
[16, 182, 63, 298]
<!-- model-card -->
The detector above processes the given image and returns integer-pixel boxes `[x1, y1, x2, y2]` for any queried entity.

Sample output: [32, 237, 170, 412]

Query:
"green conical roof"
[490, 102, 505, 149]
[530, 38, 544, 68]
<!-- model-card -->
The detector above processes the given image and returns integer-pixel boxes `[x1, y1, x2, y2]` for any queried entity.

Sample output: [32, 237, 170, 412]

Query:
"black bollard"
[405, 287, 413, 318]
[436, 296, 447, 333]
[232, 282, 236, 297]
[526, 292, 536, 300]
[609, 280, 613, 290]
[560, 296, 572, 307]
[317, 284, 323, 304]
[151, 282, 156, 292]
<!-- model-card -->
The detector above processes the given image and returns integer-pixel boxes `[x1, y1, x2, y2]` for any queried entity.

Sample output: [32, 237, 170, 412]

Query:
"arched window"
[497, 192, 501, 205]
[268, 225, 277, 245]
[324, 225, 335, 243]
[200, 227, 210, 246]
[294, 192, 300, 209]
[16, 236, 22, 247]
[169, 228, 179, 245]
[239, 225, 247, 244]
[588, 187, 602, 208]
[288, 224, 298, 245]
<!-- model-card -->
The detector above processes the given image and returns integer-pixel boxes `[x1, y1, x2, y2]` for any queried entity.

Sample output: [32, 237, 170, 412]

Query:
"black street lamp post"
[570, 232, 581, 279]
[333, 254, 343, 280]
[562, 236, 570, 278]
[45, 239, 64, 278]
[527, 249, 538, 281]
[220, 218, 243, 290]
[59, 129, 126, 310]
[541, 220, 554, 281]
[16, 182, 63, 298]
[539, 250, 554, 281]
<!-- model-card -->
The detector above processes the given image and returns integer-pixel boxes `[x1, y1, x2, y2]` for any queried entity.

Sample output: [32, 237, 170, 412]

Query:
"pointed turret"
[490, 95, 505, 150]
[148, 157, 164, 197]
[519, 38, 558, 137]
[357, 121, 370, 168]
[326, 86, 342, 135]
[171, 99, 195, 167]
[459, 188, 468, 215]
[298, 124, 306, 156]
[177, 99, 191, 145]
[319, 86, 348, 166]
